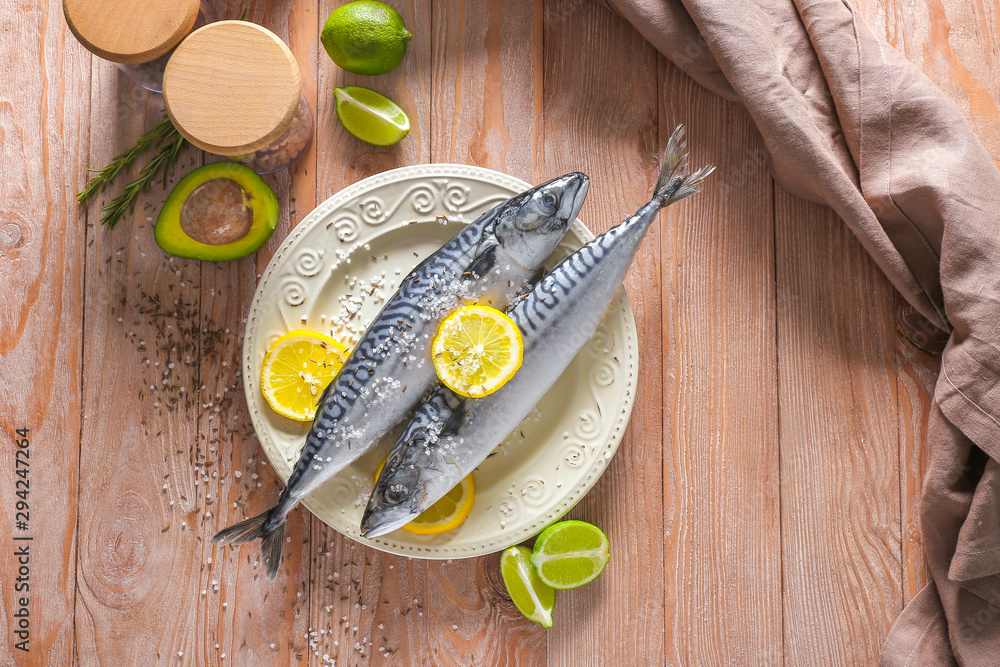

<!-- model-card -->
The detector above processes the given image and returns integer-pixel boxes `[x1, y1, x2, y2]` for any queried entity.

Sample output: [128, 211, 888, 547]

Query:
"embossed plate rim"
[244, 163, 638, 559]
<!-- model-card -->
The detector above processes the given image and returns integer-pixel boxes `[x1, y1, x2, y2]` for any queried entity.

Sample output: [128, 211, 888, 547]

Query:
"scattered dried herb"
[77, 114, 188, 229]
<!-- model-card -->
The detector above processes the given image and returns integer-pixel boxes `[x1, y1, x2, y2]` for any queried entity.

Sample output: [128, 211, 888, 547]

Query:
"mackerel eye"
[540, 192, 558, 212]
[384, 483, 407, 505]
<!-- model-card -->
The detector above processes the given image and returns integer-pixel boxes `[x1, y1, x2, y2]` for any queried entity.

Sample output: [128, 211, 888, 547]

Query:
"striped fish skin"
[361, 127, 713, 538]
[212, 171, 589, 579]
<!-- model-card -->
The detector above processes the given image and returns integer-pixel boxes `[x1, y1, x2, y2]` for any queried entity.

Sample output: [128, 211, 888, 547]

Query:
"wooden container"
[63, 0, 211, 93]
[162, 21, 314, 174]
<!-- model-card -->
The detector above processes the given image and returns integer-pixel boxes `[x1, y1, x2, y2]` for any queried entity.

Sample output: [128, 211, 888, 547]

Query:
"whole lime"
[321, 1, 412, 76]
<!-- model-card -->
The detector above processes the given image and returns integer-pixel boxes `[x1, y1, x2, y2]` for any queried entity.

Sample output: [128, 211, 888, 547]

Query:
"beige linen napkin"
[601, 0, 1000, 663]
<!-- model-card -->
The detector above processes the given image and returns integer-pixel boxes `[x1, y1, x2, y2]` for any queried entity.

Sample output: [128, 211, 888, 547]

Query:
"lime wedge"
[334, 85, 410, 146]
[500, 546, 555, 628]
[529, 520, 610, 590]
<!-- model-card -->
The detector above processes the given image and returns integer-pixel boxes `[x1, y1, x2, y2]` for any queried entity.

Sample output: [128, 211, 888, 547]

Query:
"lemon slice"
[260, 330, 349, 421]
[334, 85, 411, 146]
[432, 305, 523, 398]
[374, 457, 475, 535]
[501, 546, 556, 628]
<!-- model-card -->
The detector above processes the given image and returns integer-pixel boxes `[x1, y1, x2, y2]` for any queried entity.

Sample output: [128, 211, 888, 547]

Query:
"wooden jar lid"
[163, 21, 302, 156]
[63, 0, 199, 64]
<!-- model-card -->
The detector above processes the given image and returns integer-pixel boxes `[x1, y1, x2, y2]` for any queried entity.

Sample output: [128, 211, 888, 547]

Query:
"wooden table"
[2, 0, 997, 664]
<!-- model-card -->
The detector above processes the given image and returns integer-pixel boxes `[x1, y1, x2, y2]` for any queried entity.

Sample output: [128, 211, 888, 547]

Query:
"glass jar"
[230, 93, 314, 174]
[63, 0, 214, 94]
[163, 21, 314, 174]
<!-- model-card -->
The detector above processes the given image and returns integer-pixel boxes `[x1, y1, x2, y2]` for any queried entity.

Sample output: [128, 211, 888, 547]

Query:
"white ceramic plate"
[243, 164, 638, 558]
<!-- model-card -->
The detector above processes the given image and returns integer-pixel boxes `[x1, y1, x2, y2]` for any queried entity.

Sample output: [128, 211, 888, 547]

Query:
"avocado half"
[155, 162, 279, 262]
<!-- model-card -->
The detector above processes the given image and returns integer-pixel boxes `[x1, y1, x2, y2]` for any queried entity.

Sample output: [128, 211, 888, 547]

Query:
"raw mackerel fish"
[214, 172, 589, 579]
[361, 127, 712, 538]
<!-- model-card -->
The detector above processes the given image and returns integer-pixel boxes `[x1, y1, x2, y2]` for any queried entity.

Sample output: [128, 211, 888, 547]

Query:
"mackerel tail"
[645, 124, 714, 228]
[361, 125, 715, 538]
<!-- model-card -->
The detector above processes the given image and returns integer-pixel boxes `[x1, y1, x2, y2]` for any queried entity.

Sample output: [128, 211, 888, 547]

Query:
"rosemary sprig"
[77, 114, 189, 229]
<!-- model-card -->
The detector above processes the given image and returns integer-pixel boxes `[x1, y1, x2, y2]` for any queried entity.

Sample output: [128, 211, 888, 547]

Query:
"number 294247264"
[14, 427, 30, 531]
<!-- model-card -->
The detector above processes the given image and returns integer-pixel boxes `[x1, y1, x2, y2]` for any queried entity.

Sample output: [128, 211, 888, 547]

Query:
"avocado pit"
[155, 162, 279, 262]
[179, 178, 253, 246]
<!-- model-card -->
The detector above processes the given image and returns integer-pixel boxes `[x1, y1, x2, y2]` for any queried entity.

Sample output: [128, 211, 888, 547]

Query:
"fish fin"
[442, 394, 468, 431]
[212, 508, 287, 581]
[654, 124, 716, 204]
[655, 124, 688, 194]
[664, 164, 716, 205]
[466, 244, 498, 280]
[260, 522, 286, 581]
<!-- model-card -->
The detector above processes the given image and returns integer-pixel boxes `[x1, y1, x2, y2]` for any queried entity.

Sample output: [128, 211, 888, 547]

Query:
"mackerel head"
[213, 171, 589, 579]
[361, 126, 713, 539]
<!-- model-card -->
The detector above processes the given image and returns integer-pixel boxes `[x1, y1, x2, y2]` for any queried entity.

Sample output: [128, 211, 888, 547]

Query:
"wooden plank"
[0, 1, 90, 664]
[775, 194, 902, 663]
[73, 80, 209, 663]
[74, 3, 316, 663]
[303, 0, 435, 664]
[412, 0, 550, 663]
[660, 71, 783, 664]
[430, 0, 543, 179]
[197, 2, 316, 664]
[541, 1, 664, 664]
